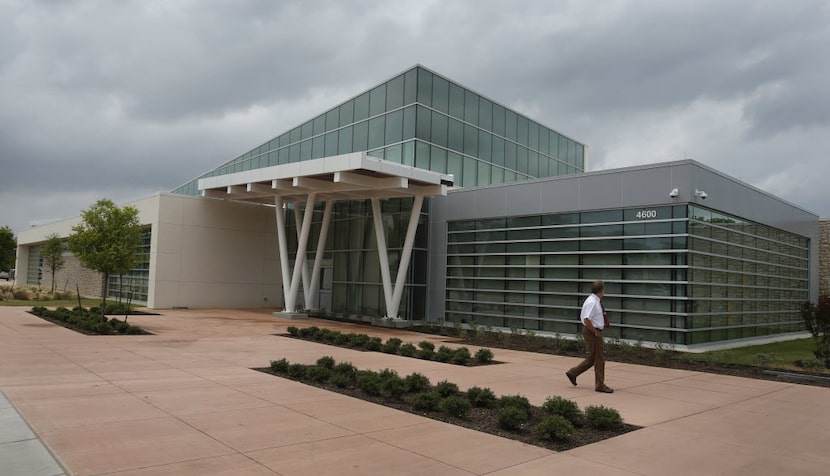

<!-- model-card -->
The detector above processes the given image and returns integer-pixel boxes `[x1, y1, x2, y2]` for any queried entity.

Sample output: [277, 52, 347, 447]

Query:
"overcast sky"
[1, 0, 828, 235]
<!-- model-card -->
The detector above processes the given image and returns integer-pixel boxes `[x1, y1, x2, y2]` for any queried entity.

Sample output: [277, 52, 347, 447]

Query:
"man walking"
[566, 281, 613, 393]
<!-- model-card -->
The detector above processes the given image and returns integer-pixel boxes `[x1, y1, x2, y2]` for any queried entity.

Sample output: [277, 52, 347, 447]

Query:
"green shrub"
[287, 363, 308, 379]
[434, 380, 459, 397]
[331, 373, 353, 388]
[499, 394, 532, 414]
[356, 370, 382, 396]
[305, 365, 332, 383]
[434, 345, 454, 363]
[318, 328, 338, 343]
[297, 327, 313, 338]
[536, 415, 574, 440]
[379, 371, 406, 399]
[334, 332, 351, 345]
[270, 357, 290, 373]
[350, 333, 370, 348]
[399, 343, 417, 357]
[403, 372, 431, 393]
[332, 362, 357, 378]
[450, 347, 471, 365]
[466, 386, 497, 408]
[795, 357, 827, 370]
[441, 396, 472, 419]
[417, 341, 435, 359]
[412, 391, 442, 412]
[316, 356, 336, 369]
[382, 337, 403, 354]
[286, 326, 299, 336]
[498, 406, 529, 430]
[365, 337, 383, 352]
[541, 396, 582, 425]
[474, 348, 494, 364]
[585, 405, 624, 430]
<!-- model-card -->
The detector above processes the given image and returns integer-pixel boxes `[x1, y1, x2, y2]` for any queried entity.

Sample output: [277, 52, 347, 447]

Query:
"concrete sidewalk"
[1, 306, 828, 475]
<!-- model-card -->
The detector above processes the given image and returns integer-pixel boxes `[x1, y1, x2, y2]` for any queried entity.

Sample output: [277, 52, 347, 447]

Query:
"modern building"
[15, 65, 819, 349]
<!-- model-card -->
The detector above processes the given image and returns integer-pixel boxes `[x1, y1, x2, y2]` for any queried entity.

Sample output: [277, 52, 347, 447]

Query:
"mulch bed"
[255, 366, 639, 452]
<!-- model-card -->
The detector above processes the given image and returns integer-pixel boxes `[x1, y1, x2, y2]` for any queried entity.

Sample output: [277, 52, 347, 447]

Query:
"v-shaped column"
[371, 195, 425, 319]
[292, 199, 335, 311]
[274, 193, 317, 313]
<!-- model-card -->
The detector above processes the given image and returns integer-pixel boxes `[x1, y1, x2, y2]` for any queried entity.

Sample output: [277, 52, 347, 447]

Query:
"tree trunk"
[100, 273, 109, 322]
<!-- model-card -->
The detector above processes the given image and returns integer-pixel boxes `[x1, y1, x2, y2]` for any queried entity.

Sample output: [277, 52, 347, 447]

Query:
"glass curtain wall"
[107, 227, 152, 304]
[446, 205, 809, 345]
[284, 198, 429, 319]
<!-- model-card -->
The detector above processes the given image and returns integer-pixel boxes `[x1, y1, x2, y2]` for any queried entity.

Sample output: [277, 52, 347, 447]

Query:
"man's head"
[591, 280, 605, 297]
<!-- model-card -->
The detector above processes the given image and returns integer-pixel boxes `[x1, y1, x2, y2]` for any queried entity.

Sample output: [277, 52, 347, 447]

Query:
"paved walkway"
[0, 306, 828, 475]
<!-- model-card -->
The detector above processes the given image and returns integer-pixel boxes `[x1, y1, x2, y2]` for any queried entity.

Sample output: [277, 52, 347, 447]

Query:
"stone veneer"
[821, 220, 830, 297]
[40, 252, 103, 298]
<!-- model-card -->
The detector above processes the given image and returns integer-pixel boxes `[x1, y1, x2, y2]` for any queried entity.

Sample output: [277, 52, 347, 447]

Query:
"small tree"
[800, 296, 830, 368]
[0, 225, 15, 272]
[68, 199, 142, 320]
[41, 233, 65, 293]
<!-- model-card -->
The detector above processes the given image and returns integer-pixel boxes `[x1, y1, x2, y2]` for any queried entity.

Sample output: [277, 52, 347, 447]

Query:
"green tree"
[41, 233, 66, 293]
[0, 225, 16, 272]
[68, 199, 142, 320]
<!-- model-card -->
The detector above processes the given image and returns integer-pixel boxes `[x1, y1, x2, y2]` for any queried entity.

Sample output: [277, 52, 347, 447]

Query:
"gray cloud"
[1, 0, 828, 234]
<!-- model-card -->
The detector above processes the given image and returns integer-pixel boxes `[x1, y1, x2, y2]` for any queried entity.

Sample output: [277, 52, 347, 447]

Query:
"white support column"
[293, 204, 311, 308]
[286, 192, 317, 312]
[307, 200, 335, 309]
[389, 194, 424, 320]
[274, 196, 291, 306]
[371, 197, 395, 318]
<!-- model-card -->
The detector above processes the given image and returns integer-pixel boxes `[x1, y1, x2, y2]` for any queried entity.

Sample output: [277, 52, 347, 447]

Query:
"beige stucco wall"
[17, 193, 282, 309]
[820, 219, 830, 297]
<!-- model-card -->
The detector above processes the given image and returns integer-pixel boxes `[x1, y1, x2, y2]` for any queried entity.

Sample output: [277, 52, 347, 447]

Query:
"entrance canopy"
[198, 152, 453, 204]
[197, 152, 454, 320]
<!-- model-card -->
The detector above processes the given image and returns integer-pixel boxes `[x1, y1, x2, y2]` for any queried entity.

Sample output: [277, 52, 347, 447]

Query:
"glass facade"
[173, 66, 585, 194]
[172, 66, 585, 321]
[107, 228, 152, 304]
[26, 245, 42, 286]
[445, 205, 809, 345]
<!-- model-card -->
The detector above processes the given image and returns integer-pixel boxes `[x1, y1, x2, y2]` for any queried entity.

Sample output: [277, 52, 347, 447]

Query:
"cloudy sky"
[1, 0, 828, 234]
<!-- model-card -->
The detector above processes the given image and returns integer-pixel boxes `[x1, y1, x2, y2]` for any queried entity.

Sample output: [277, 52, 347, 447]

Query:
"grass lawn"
[0, 297, 134, 308]
[683, 338, 825, 372]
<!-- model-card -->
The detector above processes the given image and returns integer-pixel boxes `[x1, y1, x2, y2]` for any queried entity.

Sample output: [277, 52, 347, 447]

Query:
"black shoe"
[595, 386, 614, 393]
[565, 372, 577, 386]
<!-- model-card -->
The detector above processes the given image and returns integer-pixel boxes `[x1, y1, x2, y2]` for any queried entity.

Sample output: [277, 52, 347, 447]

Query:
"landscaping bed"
[256, 356, 639, 451]
[29, 305, 151, 335]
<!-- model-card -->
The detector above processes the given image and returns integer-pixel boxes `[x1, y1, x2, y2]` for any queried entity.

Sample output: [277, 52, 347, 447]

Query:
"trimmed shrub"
[474, 348, 494, 364]
[399, 343, 417, 357]
[331, 373, 353, 388]
[334, 332, 352, 345]
[441, 396, 472, 419]
[382, 337, 403, 354]
[466, 386, 497, 408]
[541, 396, 582, 426]
[498, 406, 529, 430]
[332, 362, 357, 378]
[412, 391, 441, 412]
[315, 356, 336, 369]
[434, 380, 459, 397]
[499, 394, 532, 414]
[287, 363, 308, 379]
[365, 337, 383, 352]
[450, 347, 471, 365]
[403, 372, 431, 393]
[268, 358, 288, 375]
[356, 370, 382, 396]
[305, 365, 332, 383]
[417, 341, 435, 359]
[286, 326, 299, 336]
[536, 415, 574, 440]
[379, 371, 406, 399]
[434, 345, 454, 363]
[585, 405, 624, 430]
[350, 333, 370, 348]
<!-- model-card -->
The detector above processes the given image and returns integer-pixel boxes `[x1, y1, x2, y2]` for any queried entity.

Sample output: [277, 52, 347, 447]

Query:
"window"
[370, 84, 387, 116]
[449, 83, 464, 119]
[417, 68, 432, 107]
[385, 109, 403, 144]
[386, 74, 404, 110]
[464, 90, 479, 125]
[432, 75, 449, 113]
[368, 116, 385, 149]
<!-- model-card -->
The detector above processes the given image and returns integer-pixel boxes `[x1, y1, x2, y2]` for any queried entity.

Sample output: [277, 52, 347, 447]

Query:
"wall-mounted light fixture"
[695, 189, 708, 200]
[669, 188, 679, 198]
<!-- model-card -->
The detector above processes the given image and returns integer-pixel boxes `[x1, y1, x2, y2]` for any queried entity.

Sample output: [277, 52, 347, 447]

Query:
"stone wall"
[40, 252, 103, 298]
[821, 220, 830, 297]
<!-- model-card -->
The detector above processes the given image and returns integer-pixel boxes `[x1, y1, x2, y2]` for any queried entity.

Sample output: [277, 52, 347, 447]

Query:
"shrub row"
[286, 325, 495, 365]
[268, 355, 623, 442]
[30, 306, 146, 335]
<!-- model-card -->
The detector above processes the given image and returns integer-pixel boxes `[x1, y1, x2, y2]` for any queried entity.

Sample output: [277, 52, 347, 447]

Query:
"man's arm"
[583, 317, 600, 337]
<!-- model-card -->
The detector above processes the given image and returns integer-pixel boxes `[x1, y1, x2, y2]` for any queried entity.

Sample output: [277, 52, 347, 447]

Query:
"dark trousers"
[568, 327, 606, 389]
